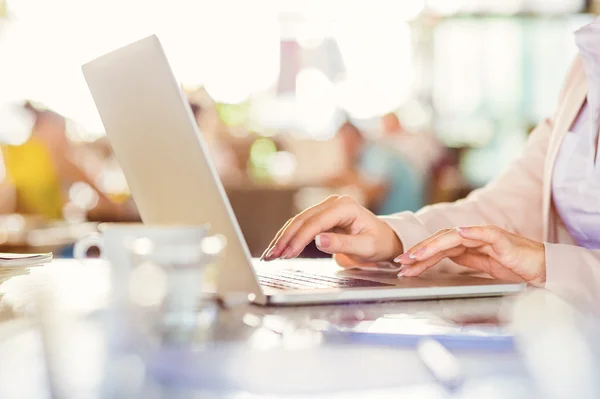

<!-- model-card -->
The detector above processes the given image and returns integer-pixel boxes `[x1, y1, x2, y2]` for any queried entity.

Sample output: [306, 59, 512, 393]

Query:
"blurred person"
[324, 121, 388, 211]
[261, 20, 600, 312]
[188, 100, 243, 184]
[0, 101, 138, 222]
[378, 112, 444, 175]
[327, 120, 425, 214]
[358, 132, 426, 215]
[86, 136, 114, 159]
[0, 181, 16, 214]
[378, 112, 462, 203]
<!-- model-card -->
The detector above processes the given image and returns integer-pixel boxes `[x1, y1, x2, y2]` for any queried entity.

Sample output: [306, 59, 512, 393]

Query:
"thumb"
[315, 233, 376, 259]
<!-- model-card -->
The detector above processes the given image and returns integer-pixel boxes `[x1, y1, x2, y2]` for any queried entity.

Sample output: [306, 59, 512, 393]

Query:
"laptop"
[82, 35, 525, 305]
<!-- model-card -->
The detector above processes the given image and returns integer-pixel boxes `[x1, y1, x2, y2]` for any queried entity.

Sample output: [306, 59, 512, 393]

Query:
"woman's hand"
[395, 225, 546, 286]
[261, 195, 403, 264]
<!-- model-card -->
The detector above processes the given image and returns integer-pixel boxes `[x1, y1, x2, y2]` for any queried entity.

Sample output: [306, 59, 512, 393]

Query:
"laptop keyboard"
[257, 269, 393, 290]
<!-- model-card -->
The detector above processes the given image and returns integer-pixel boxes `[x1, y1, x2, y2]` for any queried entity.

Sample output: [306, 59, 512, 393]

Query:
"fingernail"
[400, 267, 414, 277]
[398, 271, 406, 277]
[455, 227, 462, 232]
[410, 248, 425, 260]
[281, 247, 292, 259]
[315, 234, 330, 249]
[395, 252, 410, 262]
[259, 248, 270, 261]
[265, 246, 277, 260]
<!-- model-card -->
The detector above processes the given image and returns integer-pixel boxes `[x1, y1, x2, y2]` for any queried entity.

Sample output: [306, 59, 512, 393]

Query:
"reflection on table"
[0, 260, 598, 398]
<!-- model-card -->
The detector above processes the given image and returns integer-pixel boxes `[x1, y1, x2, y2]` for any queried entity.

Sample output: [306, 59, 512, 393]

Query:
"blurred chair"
[226, 185, 298, 257]
[280, 134, 346, 186]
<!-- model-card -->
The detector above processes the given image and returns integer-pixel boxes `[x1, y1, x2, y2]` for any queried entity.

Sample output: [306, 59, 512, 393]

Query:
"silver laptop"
[82, 35, 525, 305]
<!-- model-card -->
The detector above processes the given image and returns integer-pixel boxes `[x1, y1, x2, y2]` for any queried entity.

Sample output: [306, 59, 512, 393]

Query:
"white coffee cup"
[73, 223, 211, 305]
[74, 223, 213, 349]
[74, 223, 209, 265]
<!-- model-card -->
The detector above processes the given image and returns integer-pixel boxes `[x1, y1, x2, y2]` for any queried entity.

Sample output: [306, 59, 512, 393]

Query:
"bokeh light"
[68, 181, 99, 210]
[268, 151, 298, 183]
[129, 261, 168, 307]
[0, 0, 425, 139]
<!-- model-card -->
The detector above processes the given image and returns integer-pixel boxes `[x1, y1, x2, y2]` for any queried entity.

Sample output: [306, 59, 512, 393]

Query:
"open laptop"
[82, 35, 525, 305]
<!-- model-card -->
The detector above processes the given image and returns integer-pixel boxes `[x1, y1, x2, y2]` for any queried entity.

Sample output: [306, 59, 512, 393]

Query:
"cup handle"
[73, 233, 105, 261]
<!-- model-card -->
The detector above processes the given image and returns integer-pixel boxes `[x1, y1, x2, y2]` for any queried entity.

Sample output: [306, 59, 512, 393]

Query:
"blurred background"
[0, 0, 597, 257]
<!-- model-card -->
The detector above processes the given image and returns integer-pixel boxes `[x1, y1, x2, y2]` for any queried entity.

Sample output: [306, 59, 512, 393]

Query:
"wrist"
[531, 242, 547, 287]
[538, 243, 547, 284]
[383, 223, 404, 262]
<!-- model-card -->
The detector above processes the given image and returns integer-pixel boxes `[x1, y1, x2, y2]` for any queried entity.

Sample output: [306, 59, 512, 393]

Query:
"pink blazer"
[383, 57, 599, 309]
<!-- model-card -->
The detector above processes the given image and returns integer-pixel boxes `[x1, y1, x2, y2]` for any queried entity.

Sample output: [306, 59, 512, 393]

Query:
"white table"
[0, 260, 597, 398]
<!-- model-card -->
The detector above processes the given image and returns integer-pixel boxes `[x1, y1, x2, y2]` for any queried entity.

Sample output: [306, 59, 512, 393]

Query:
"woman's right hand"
[261, 195, 403, 265]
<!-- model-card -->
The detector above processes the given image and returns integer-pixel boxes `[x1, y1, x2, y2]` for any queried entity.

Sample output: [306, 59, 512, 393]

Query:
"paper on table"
[0, 252, 52, 267]
[322, 314, 515, 351]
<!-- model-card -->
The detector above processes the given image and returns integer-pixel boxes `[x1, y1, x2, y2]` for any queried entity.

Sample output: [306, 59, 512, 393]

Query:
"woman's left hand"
[394, 225, 546, 287]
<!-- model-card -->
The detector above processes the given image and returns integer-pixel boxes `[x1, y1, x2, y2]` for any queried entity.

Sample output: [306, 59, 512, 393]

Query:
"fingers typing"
[280, 199, 358, 259]
[400, 246, 466, 277]
[262, 195, 339, 261]
[316, 232, 377, 259]
[396, 228, 486, 265]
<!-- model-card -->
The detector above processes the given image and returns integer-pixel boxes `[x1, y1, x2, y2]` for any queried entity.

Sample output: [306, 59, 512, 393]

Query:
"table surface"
[0, 259, 596, 398]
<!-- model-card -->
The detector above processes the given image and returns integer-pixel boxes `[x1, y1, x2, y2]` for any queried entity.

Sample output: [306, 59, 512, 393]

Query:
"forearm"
[0, 183, 16, 214]
[87, 198, 139, 222]
[57, 154, 139, 222]
[379, 117, 552, 272]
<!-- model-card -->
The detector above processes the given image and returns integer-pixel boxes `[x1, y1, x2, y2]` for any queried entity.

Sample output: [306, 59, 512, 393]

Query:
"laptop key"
[258, 274, 337, 289]
[260, 272, 343, 288]
[258, 270, 393, 290]
[275, 271, 388, 287]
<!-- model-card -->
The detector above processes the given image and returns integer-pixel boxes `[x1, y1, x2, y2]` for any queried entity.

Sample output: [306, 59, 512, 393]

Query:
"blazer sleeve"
[380, 54, 584, 271]
[380, 116, 552, 272]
